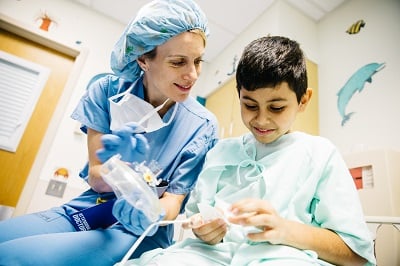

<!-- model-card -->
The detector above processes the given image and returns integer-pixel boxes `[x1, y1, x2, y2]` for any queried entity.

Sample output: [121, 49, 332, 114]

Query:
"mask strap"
[108, 82, 136, 102]
[163, 102, 179, 127]
[137, 98, 170, 126]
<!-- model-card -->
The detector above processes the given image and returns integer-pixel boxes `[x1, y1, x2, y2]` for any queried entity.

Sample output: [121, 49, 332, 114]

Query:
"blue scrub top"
[68, 74, 218, 246]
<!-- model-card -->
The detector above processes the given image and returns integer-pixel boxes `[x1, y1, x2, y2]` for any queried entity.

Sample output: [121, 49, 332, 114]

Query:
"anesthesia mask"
[100, 155, 163, 223]
[109, 85, 178, 133]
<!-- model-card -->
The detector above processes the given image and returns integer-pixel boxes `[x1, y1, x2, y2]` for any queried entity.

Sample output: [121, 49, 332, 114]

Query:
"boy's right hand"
[190, 215, 228, 245]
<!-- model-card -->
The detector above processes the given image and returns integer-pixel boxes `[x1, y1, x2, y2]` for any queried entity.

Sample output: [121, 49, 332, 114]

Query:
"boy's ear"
[299, 88, 313, 111]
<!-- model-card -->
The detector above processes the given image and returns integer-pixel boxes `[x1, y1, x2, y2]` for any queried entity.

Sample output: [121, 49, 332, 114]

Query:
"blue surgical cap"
[110, 0, 209, 81]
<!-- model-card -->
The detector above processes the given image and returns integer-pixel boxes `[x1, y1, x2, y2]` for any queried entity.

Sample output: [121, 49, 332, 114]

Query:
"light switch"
[45, 179, 67, 198]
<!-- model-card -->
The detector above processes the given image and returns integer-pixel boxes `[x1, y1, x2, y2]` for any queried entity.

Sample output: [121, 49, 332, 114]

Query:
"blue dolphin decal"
[337, 62, 385, 126]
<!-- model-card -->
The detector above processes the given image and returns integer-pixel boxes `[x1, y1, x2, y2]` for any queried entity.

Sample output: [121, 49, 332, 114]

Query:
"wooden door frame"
[0, 14, 88, 216]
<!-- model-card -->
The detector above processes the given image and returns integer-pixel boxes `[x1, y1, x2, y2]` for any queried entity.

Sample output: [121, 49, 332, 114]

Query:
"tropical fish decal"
[346, 19, 365, 34]
[337, 62, 385, 126]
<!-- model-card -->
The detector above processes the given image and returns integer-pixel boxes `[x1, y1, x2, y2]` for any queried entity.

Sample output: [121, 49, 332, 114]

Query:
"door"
[0, 28, 75, 208]
[205, 77, 248, 138]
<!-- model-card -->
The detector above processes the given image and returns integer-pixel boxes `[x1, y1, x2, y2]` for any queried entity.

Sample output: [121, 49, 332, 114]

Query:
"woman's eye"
[170, 61, 185, 67]
[194, 59, 204, 65]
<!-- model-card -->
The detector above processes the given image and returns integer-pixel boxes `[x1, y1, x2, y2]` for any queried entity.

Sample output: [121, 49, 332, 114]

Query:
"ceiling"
[70, 0, 347, 62]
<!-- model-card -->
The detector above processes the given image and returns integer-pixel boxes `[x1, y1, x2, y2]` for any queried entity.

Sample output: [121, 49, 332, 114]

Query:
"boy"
[123, 36, 376, 265]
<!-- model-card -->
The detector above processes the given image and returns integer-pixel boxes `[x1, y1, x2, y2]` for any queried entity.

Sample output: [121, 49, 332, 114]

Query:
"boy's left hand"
[228, 198, 286, 244]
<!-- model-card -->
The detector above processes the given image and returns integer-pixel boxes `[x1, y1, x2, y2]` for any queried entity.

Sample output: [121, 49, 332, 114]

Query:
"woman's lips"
[176, 83, 192, 92]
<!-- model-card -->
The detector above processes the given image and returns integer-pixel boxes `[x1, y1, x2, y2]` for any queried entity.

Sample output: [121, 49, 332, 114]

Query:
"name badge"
[69, 199, 117, 231]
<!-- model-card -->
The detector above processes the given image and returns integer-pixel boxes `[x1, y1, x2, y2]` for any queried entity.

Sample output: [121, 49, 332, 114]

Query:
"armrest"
[365, 216, 400, 240]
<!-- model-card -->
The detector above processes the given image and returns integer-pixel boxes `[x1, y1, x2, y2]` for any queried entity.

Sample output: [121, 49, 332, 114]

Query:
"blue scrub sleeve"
[71, 75, 132, 134]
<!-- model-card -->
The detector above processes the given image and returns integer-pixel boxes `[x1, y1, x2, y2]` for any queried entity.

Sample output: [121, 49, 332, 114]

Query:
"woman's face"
[240, 82, 310, 144]
[139, 31, 205, 106]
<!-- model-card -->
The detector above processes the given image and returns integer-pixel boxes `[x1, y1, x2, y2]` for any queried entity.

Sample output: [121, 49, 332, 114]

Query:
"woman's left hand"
[96, 122, 149, 163]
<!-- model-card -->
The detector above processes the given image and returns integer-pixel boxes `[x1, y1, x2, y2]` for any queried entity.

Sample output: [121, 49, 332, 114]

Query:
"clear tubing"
[120, 219, 191, 265]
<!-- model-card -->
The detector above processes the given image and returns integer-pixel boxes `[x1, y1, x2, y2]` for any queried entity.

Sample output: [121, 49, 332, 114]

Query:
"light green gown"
[123, 132, 376, 266]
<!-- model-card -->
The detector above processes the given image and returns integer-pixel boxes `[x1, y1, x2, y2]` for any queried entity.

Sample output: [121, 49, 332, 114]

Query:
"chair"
[365, 215, 400, 265]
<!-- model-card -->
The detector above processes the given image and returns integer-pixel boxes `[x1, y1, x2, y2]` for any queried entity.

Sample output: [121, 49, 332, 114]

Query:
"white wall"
[318, 0, 400, 154]
[192, 0, 318, 98]
[196, 0, 400, 156]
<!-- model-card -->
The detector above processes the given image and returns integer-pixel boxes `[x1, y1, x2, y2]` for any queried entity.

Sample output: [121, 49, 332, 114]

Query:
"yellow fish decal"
[346, 19, 365, 34]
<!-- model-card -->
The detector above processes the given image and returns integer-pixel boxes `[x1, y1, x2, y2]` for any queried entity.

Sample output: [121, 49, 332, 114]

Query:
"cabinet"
[344, 150, 400, 266]
[205, 59, 319, 138]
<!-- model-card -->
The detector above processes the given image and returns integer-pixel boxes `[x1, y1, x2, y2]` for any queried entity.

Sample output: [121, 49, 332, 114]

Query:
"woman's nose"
[183, 64, 199, 81]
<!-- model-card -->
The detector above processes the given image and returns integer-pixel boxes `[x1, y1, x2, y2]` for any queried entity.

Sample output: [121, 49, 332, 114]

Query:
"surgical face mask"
[109, 85, 178, 132]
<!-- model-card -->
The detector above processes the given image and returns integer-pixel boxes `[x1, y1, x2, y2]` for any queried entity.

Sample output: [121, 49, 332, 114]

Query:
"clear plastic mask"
[100, 155, 163, 222]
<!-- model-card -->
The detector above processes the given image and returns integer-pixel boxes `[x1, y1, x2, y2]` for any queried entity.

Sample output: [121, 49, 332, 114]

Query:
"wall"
[195, 0, 400, 156]
[0, 0, 125, 214]
[192, 0, 318, 98]
[318, 0, 400, 154]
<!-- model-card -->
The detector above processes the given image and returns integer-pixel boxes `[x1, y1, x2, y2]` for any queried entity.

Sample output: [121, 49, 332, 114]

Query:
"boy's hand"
[228, 198, 286, 244]
[191, 216, 228, 245]
[182, 213, 204, 229]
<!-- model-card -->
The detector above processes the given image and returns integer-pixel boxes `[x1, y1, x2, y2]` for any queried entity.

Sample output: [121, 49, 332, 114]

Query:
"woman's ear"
[137, 56, 147, 72]
[299, 88, 313, 111]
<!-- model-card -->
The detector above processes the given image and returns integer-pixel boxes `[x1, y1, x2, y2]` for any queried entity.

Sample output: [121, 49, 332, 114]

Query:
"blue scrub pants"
[0, 207, 159, 266]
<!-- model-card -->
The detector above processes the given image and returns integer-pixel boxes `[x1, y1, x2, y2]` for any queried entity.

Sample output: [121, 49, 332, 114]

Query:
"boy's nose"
[255, 110, 271, 125]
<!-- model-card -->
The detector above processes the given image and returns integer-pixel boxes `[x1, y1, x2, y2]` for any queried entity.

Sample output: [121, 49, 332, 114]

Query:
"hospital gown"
[125, 132, 376, 266]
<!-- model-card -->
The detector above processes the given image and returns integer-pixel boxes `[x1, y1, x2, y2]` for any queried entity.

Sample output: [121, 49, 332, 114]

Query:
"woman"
[0, 0, 218, 265]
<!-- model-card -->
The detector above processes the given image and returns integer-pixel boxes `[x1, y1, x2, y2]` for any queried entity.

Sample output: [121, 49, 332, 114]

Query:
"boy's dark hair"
[236, 36, 308, 103]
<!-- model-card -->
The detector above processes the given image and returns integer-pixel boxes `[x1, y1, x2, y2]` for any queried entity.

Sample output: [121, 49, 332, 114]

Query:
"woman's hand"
[96, 122, 149, 163]
[86, 123, 149, 193]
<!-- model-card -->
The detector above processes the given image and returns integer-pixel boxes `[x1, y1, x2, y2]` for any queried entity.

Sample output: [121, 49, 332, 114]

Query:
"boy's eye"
[244, 104, 258, 111]
[269, 106, 285, 112]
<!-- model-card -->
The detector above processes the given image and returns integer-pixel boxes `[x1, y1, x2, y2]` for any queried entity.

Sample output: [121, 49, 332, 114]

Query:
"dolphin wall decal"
[337, 62, 385, 126]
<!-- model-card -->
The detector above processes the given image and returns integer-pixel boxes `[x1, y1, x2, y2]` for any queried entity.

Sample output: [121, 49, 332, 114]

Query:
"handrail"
[365, 216, 400, 230]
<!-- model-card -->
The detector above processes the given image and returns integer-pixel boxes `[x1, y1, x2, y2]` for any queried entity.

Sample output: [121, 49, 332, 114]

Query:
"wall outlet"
[45, 179, 67, 198]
